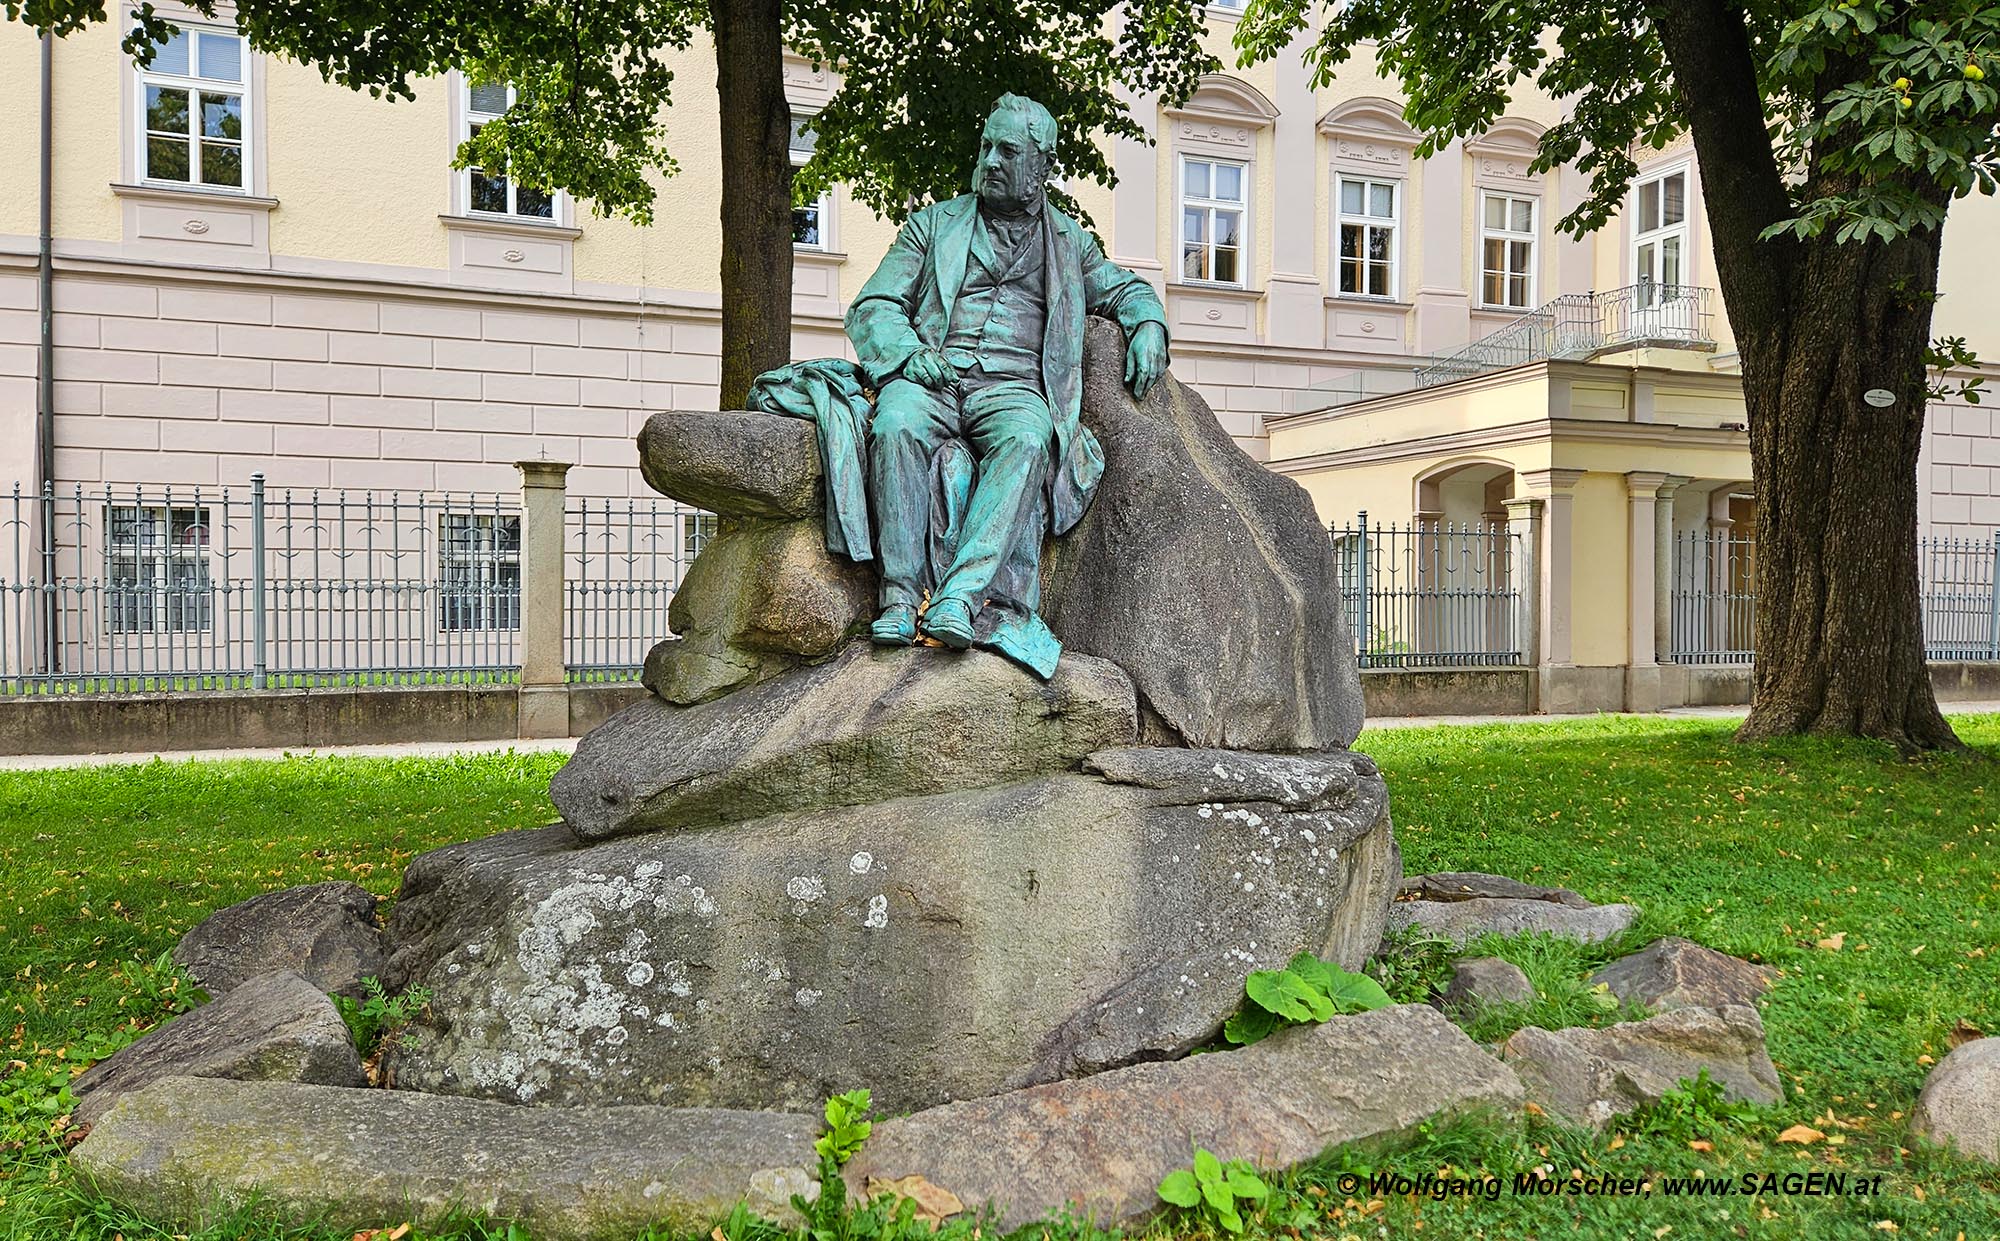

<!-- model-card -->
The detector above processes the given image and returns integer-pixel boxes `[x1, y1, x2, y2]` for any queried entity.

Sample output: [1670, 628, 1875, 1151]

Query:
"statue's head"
[974, 94, 1056, 214]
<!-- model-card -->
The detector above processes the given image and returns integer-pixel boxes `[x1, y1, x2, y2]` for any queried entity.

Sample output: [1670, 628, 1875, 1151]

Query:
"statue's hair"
[988, 94, 1058, 158]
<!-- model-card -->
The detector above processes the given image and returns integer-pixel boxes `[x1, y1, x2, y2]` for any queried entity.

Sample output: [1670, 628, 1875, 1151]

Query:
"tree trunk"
[712, 0, 792, 409]
[1734, 227, 1961, 751]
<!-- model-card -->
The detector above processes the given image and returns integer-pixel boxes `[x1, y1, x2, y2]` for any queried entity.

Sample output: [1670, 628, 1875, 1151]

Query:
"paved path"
[4, 702, 1997, 770]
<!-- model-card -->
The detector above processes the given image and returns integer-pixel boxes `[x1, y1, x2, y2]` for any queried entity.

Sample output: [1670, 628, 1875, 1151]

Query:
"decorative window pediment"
[1165, 75, 1277, 156]
[1319, 97, 1420, 173]
[1467, 118, 1547, 188]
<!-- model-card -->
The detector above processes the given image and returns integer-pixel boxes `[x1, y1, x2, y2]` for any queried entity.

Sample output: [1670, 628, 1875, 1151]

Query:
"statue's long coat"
[844, 193, 1169, 534]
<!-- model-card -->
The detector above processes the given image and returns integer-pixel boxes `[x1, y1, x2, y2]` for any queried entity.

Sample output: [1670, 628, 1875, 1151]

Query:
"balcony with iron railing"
[1414, 282, 1717, 390]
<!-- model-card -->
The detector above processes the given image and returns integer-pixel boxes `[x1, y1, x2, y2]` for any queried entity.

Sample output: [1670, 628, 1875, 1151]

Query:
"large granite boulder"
[1501, 1005, 1781, 1129]
[1912, 1037, 2000, 1164]
[383, 746, 1396, 1114]
[1040, 320, 1362, 751]
[70, 971, 364, 1127]
[845, 1005, 1521, 1230]
[638, 410, 821, 521]
[555, 643, 1139, 840]
[71, 1077, 818, 1239]
[174, 882, 385, 999]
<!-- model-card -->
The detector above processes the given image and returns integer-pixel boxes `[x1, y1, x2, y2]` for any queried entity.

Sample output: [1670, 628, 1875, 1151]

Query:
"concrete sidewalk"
[5, 701, 1997, 770]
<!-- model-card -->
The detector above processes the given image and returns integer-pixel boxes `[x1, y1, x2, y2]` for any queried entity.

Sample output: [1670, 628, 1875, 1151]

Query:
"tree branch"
[1645, 0, 1796, 342]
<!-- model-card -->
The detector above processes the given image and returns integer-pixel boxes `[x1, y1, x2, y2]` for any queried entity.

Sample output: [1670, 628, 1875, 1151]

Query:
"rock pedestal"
[385, 741, 1397, 1114]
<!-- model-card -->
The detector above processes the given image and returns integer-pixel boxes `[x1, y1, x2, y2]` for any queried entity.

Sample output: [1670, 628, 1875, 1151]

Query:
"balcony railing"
[1415, 282, 1716, 390]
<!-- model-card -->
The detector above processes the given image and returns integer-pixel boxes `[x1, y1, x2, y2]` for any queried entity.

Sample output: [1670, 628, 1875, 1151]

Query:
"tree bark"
[712, 0, 793, 409]
[1733, 229, 1960, 750]
[1649, 0, 1959, 750]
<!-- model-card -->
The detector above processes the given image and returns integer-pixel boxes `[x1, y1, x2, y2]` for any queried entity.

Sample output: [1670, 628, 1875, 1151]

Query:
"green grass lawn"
[3, 714, 1999, 1240]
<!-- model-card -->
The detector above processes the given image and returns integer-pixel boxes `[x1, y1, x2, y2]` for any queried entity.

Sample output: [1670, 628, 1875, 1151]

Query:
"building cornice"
[1267, 417, 1751, 476]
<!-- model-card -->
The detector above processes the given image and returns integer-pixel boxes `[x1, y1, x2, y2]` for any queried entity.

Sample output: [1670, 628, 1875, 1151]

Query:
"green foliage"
[1928, 333, 1988, 404]
[1628, 1068, 1764, 1142]
[786, 0, 1215, 228]
[1233, 0, 2000, 246]
[1223, 952, 1391, 1046]
[1156, 1146, 1269, 1234]
[1363, 926, 1457, 1005]
[330, 976, 433, 1056]
[814, 1087, 873, 1165]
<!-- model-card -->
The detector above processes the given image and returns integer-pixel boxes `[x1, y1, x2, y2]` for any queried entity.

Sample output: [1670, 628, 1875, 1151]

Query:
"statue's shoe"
[869, 604, 917, 646]
[920, 597, 975, 650]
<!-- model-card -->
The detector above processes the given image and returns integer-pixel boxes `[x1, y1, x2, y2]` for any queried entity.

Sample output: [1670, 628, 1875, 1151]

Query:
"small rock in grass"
[1438, 957, 1535, 1015]
[1388, 896, 1637, 947]
[1912, 1037, 2000, 1164]
[1501, 1004, 1781, 1129]
[1400, 871, 1592, 909]
[175, 882, 385, 999]
[1588, 937, 1775, 1013]
[70, 971, 364, 1127]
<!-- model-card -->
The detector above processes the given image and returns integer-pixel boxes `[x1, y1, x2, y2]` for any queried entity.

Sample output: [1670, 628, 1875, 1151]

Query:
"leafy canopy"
[9, 0, 1217, 227]
[1233, 0, 2000, 243]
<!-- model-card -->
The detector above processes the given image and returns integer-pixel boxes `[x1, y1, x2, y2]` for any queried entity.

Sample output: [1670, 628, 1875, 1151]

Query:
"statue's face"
[974, 110, 1047, 213]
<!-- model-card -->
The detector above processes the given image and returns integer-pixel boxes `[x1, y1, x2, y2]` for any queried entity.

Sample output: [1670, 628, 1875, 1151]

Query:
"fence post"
[1990, 530, 2000, 662]
[516, 460, 574, 738]
[250, 472, 268, 689]
[1356, 510, 1371, 668]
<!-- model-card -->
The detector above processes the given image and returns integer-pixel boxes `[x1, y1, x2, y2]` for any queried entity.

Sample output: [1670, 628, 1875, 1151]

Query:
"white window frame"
[1479, 192, 1538, 310]
[789, 114, 834, 252]
[106, 503, 213, 634]
[437, 512, 522, 632]
[1334, 174, 1401, 301]
[1631, 164, 1691, 306]
[1177, 154, 1249, 289]
[132, 24, 251, 193]
[459, 80, 563, 223]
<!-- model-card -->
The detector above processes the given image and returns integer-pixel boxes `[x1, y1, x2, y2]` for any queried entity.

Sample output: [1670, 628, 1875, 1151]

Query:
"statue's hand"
[1125, 322, 1168, 400]
[902, 348, 957, 391]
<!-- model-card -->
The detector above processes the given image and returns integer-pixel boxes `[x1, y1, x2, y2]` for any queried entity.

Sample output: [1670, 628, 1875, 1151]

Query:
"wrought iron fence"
[0, 478, 702, 695]
[1330, 513, 1526, 668]
[1669, 530, 2000, 664]
[564, 497, 711, 681]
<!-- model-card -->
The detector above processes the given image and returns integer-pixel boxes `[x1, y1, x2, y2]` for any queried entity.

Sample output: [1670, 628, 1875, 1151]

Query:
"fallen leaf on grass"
[1687, 1140, 1713, 1152]
[1873, 1222, 1898, 1233]
[867, 1174, 965, 1224]
[1776, 1125, 1825, 1145]
[351, 1226, 410, 1241]
[1816, 932, 1846, 951]
[1948, 1020, 1985, 1048]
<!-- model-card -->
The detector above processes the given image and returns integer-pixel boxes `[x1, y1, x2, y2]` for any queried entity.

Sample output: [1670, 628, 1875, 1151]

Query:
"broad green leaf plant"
[1157, 1146, 1271, 1234]
[1223, 952, 1392, 1046]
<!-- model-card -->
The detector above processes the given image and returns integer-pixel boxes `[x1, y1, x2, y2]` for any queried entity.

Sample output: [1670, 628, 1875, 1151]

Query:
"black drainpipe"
[38, 32, 58, 674]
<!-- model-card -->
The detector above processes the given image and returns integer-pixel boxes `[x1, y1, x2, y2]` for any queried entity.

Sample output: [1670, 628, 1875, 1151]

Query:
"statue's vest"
[942, 219, 1048, 388]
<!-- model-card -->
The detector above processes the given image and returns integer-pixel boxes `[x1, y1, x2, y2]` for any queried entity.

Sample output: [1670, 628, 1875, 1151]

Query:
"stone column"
[1502, 496, 1543, 710]
[1518, 468, 1583, 711]
[1653, 475, 1690, 707]
[516, 459, 573, 739]
[1266, 52, 1323, 348]
[1624, 471, 1670, 711]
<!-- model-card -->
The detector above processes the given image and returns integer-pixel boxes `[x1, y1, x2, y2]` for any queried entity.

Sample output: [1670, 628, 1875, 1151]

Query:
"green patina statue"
[844, 94, 1170, 675]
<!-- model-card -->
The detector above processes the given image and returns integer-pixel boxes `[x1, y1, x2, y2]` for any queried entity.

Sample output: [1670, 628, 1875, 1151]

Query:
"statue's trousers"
[869, 376, 1054, 616]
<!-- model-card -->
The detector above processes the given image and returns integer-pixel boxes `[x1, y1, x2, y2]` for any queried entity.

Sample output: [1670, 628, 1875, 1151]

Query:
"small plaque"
[1863, 388, 1897, 408]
